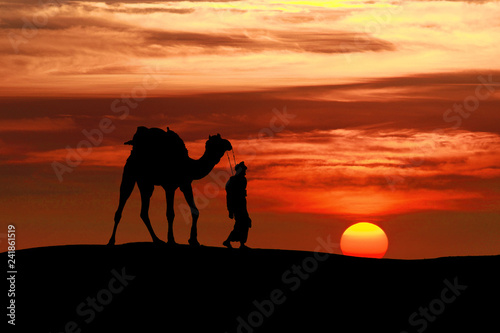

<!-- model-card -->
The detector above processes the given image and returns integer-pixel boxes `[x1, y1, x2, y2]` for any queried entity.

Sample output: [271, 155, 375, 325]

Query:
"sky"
[1, 0, 499, 259]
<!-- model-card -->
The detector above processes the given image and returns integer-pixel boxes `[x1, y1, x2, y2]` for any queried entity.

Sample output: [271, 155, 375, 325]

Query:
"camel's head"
[206, 133, 232, 156]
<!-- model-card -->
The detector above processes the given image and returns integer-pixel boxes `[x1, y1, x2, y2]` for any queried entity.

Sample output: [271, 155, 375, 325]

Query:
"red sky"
[1, 0, 499, 258]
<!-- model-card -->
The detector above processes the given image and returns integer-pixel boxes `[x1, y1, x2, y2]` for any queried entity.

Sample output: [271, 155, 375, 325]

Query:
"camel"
[107, 126, 232, 246]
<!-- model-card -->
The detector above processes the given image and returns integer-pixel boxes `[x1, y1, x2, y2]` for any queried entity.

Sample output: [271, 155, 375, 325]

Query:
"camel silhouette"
[108, 126, 232, 246]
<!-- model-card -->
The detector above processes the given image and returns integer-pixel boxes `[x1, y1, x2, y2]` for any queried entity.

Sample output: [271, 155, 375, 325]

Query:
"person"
[223, 162, 252, 249]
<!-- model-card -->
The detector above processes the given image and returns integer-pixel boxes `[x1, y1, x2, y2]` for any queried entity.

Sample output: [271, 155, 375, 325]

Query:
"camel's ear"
[217, 133, 221, 138]
[209, 135, 212, 139]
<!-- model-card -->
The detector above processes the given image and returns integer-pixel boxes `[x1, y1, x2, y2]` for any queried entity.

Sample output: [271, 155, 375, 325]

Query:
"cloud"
[239, 128, 500, 215]
[106, 7, 196, 14]
[0, 10, 395, 56]
[262, 71, 500, 100]
[1, 0, 499, 97]
[0, 117, 77, 132]
[8, 127, 499, 216]
[143, 29, 395, 54]
[242, 128, 500, 178]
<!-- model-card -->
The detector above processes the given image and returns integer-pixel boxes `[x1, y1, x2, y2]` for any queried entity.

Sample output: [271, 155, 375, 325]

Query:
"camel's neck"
[189, 148, 223, 180]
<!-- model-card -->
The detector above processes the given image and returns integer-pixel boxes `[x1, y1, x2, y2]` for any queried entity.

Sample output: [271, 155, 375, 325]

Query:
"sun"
[340, 222, 388, 259]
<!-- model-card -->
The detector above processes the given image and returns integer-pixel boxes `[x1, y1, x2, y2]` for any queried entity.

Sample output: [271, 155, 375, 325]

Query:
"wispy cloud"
[8, 128, 500, 217]
[229, 128, 500, 215]
[0, 117, 77, 132]
[2, 0, 498, 95]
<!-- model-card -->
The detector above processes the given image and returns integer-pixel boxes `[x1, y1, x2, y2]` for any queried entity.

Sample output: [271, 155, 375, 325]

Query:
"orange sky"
[1, 0, 500, 258]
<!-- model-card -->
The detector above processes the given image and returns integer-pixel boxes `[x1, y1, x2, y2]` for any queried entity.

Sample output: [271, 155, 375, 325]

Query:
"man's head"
[235, 161, 247, 176]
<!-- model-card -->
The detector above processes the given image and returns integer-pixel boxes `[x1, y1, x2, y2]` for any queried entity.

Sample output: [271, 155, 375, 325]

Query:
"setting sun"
[340, 223, 388, 259]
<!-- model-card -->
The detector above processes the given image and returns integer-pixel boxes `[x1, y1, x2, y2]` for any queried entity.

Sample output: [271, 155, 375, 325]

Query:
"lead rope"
[227, 151, 234, 175]
[232, 149, 237, 170]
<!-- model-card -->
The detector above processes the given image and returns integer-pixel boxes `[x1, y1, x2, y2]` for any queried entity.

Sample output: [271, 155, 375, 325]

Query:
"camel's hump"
[126, 126, 189, 159]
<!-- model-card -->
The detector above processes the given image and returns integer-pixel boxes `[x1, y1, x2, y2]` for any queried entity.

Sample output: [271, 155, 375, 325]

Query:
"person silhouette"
[223, 161, 252, 249]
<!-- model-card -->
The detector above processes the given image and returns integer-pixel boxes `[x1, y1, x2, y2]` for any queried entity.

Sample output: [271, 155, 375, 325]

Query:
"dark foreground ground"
[3, 243, 500, 332]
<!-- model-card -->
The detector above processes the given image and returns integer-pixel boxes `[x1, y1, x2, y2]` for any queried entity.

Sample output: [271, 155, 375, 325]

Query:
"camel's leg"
[181, 184, 200, 247]
[108, 162, 135, 246]
[138, 182, 162, 243]
[165, 186, 177, 245]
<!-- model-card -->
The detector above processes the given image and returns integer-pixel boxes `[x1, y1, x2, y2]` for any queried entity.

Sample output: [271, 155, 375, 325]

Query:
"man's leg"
[223, 228, 236, 248]
[239, 213, 251, 249]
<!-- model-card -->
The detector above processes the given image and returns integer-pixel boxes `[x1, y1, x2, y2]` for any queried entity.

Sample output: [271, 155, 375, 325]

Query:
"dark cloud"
[263, 71, 500, 95]
[144, 29, 395, 54]
[1, 26, 395, 57]
[0, 3, 395, 56]
[1, 68, 499, 155]
[107, 7, 195, 14]
[0, 71, 498, 163]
